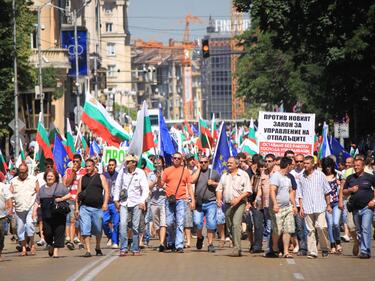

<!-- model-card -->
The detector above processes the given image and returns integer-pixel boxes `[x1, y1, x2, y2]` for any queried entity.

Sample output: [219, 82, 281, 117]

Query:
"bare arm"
[101, 175, 109, 210]
[270, 185, 279, 213]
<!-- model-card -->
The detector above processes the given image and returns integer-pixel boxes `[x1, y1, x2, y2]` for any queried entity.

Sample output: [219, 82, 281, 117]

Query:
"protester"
[102, 159, 120, 249]
[113, 154, 149, 256]
[298, 156, 331, 259]
[76, 159, 109, 257]
[0, 179, 12, 261]
[343, 158, 375, 259]
[321, 157, 343, 254]
[10, 164, 39, 256]
[184, 153, 196, 248]
[216, 156, 252, 257]
[34, 170, 70, 258]
[191, 155, 220, 252]
[148, 156, 167, 252]
[266, 157, 297, 258]
[290, 154, 308, 256]
[63, 154, 86, 250]
[161, 152, 195, 253]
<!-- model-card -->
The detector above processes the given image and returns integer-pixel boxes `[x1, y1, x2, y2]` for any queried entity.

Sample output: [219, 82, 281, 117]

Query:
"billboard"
[61, 29, 88, 77]
[258, 111, 315, 156]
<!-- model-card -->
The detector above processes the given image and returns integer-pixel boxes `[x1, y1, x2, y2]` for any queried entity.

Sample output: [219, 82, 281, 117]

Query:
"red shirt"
[64, 167, 87, 201]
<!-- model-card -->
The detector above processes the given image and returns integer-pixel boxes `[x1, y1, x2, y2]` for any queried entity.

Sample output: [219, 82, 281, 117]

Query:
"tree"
[235, 0, 375, 139]
[0, 0, 35, 137]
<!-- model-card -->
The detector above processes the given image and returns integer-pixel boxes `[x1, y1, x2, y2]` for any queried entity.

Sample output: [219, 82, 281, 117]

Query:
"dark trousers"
[251, 208, 264, 251]
[43, 214, 66, 248]
[0, 217, 5, 251]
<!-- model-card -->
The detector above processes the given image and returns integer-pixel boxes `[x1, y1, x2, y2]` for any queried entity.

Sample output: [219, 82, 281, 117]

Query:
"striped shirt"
[297, 169, 331, 214]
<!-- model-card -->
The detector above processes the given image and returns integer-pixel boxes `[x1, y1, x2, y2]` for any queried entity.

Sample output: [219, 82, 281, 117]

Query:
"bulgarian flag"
[199, 116, 213, 149]
[128, 101, 156, 158]
[239, 119, 258, 155]
[82, 93, 130, 147]
[65, 118, 76, 159]
[15, 139, 27, 168]
[248, 119, 257, 145]
[36, 113, 54, 160]
[183, 120, 193, 136]
[0, 149, 8, 173]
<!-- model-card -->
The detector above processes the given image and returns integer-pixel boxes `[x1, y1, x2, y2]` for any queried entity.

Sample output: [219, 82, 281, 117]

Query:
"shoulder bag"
[51, 184, 70, 215]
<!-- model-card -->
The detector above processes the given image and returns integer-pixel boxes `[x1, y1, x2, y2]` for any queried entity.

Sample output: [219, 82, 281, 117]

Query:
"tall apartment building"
[99, 0, 134, 109]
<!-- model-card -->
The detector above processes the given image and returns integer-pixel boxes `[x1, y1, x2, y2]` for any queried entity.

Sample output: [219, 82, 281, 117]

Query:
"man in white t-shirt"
[0, 181, 12, 260]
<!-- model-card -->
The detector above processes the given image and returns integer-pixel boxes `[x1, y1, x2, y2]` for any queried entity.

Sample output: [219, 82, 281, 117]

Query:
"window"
[105, 23, 113, 32]
[108, 65, 116, 77]
[107, 43, 115, 56]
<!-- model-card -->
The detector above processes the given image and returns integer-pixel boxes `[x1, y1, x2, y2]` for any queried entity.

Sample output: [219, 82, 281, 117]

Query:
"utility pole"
[13, 0, 19, 157]
[93, 53, 98, 98]
[37, 6, 44, 123]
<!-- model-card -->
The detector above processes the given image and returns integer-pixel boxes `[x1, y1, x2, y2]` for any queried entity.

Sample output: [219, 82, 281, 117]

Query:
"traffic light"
[202, 38, 210, 58]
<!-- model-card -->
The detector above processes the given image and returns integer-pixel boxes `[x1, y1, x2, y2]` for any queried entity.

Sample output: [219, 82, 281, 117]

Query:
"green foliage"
[0, 0, 35, 137]
[234, 0, 375, 136]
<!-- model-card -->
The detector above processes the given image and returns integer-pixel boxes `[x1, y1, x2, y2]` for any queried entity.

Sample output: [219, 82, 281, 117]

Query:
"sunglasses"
[200, 161, 208, 164]
[73, 160, 80, 163]
[173, 157, 182, 160]
[295, 160, 304, 163]
[265, 160, 273, 163]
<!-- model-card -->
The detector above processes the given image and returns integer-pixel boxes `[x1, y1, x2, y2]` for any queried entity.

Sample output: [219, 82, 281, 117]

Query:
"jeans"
[353, 206, 374, 256]
[119, 205, 141, 253]
[263, 207, 272, 249]
[295, 211, 307, 252]
[15, 209, 35, 241]
[193, 201, 217, 230]
[79, 205, 103, 236]
[251, 208, 264, 251]
[0, 218, 5, 251]
[225, 202, 246, 251]
[326, 203, 341, 244]
[102, 202, 120, 245]
[166, 199, 185, 249]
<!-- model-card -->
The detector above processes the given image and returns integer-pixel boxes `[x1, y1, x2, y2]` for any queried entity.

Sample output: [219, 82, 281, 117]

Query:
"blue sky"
[127, 0, 231, 42]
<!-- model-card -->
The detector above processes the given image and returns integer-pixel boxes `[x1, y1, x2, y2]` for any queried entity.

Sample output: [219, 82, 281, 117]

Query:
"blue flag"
[329, 136, 350, 163]
[89, 140, 101, 157]
[230, 140, 238, 157]
[212, 122, 231, 175]
[53, 134, 70, 176]
[158, 106, 175, 165]
[191, 124, 199, 136]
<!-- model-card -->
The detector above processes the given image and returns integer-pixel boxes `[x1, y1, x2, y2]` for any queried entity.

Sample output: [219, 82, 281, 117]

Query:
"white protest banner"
[257, 111, 315, 156]
[103, 146, 128, 166]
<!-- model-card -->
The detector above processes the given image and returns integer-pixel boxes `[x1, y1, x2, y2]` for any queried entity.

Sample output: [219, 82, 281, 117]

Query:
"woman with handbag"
[34, 170, 70, 258]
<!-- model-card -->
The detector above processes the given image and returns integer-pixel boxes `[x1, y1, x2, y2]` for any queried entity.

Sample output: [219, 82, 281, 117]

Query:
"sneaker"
[297, 250, 307, 256]
[231, 249, 242, 257]
[341, 235, 350, 243]
[208, 244, 216, 253]
[176, 248, 184, 253]
[83, 252, 92, 258]
[65, 237, 71, 244]
[111, 244, 119, 249]
[322, 251, 329, 258]
[36, 239, 46, 247]
[196, 237, 204, 250]
[16, 245, 22, 252]
[158, 244, 165, 252]
[307, 253, 318, 259]
[106, 239, 112, 247]
[359, 253, 371, 259]
[264, 251, 278, 258]
[78, 243, 85, 250]
[95, 249, 103, 256]
[132, 252, 141, 256]
[73, 237, 81, 244]
[66, 242, 75, 251]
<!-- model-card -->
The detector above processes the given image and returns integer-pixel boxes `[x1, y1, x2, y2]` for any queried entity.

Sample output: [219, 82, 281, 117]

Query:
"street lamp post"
[13, 0, 19, 157]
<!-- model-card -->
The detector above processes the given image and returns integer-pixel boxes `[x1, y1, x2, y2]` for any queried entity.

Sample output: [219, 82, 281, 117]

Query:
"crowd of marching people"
[0, 147, 374, 261]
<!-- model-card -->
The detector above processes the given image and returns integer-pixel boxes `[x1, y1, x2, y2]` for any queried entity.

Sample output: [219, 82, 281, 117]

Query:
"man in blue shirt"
[102, 159, 120, 249]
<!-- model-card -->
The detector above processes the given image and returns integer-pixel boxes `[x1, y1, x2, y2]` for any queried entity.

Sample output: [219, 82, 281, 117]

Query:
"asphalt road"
[0, 236, 373, 281]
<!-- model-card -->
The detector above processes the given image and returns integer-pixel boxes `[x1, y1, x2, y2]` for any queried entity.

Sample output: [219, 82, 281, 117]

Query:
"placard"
[258, 112, 315, 156]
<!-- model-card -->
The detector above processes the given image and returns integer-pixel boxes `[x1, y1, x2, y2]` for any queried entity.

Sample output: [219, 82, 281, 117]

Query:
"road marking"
[80, 255, 118, 281]
[293, 273, 305, 280]
[66, 250, 115, 281]
[286, 259, 296, 265]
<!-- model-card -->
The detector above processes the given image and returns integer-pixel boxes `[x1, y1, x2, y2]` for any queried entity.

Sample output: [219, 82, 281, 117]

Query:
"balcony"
[29, 48, 70, 70]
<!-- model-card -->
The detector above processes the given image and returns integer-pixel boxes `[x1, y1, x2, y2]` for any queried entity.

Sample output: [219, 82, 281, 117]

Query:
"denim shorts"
[79, 205, 103, 236]
[217, 205, 226, 225]
[184, 201, 193, 228]
[193, 201, 217, 230]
